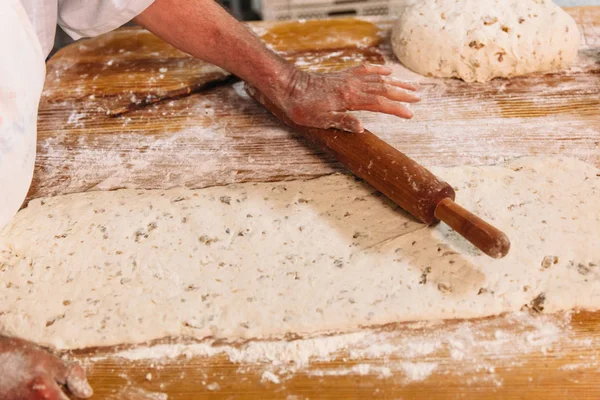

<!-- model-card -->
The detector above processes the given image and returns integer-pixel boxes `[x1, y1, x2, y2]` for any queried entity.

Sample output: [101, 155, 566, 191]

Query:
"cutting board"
[31, 7, 600, 399]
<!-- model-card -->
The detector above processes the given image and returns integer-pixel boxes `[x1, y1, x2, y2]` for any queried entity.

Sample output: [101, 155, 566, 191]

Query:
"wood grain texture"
[29, 7, 600, 399]
[32, 9, 599, 202]
[70, 311, 600, 399]
[42, 28, 232, 115]
[434, 198, 511, 259]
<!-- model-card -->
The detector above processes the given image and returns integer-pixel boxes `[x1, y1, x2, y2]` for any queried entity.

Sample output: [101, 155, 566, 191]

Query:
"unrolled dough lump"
[391, 0, 580, 82]
[0, 157, 598, 350]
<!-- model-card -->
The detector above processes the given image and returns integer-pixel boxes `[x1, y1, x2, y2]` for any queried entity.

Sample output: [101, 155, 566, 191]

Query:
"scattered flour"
[560, 361, 599, 371]
[0, 352, 30, 394]
[88, 311, 577, 386]
[232, 81, 250, 100]
[66, 111, 86, 128]
[261, 371, 281, 384]
[105, 386, 167, 400]
[398, 362, 438, 383]
[309, 364, 393, 379]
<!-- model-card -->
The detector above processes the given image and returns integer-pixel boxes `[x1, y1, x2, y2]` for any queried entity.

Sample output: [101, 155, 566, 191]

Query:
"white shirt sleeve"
[0, 0, 46, 230]
[57, 0, 156, 40]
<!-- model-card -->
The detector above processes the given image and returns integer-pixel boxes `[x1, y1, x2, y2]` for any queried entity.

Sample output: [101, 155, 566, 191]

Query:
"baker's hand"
[271, 64, 420, 133]
[0, 336, 93, 400]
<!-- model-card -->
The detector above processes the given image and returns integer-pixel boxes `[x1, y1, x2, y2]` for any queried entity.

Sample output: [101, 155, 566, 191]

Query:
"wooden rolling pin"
[247, 86, 510, 259]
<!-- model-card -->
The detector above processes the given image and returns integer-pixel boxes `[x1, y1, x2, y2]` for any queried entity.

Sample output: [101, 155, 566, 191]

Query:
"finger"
[29, 375, 70, 400]
[362, 83, 421, 103]
[351, 63, 392, 76]
[42, 350, 93, 398]
[360, 75, 420, 91]
[384, 77, 420, 91]
[349, 95, 414, 119]
[326, 112, 364, 133]
[65, 364, 93, 398]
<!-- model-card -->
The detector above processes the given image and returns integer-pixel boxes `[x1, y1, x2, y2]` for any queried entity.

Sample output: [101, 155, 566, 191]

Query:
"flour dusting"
[0, 352, 30, 394]
[87, 311, 577, 386]
[398, 362, 438, 383]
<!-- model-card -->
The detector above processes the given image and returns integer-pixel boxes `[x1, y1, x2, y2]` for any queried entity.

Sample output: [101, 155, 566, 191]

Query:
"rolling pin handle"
[434, 198, 511, 259]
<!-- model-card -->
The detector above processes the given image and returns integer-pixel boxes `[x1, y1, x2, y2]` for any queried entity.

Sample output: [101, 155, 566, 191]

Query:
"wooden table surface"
[33, 7, 600, 399]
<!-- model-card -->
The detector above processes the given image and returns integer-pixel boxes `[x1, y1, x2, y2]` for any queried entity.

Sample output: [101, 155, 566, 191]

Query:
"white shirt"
[0, 0, 154, 230]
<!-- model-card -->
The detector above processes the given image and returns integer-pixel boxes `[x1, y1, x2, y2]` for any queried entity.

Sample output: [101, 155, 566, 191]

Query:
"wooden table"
[35, 8, 600, 399]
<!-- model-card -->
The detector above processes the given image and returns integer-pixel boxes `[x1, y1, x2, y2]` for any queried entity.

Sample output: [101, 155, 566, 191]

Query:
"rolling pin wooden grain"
[247, 86, 510, 259]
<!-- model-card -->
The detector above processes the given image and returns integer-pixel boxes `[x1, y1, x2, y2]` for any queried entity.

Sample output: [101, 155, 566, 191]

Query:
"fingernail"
[406, 90, 421, 100]
[395, 88, 420, 102]
[353, 124, 365, 133]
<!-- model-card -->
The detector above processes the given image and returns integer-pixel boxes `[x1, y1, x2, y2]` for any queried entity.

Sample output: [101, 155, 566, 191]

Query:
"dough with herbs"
[391, 0, 580, 82]
[0, 156, 598, 349]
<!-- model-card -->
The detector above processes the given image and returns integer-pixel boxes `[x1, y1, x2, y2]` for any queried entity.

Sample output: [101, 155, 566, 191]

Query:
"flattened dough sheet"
[0, 156, 598, 349]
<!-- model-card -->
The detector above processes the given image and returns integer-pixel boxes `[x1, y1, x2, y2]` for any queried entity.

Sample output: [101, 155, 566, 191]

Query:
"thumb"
[46, 353, 93, 399]
[65, 364, 93, 398]
[327, 112, 364, 133]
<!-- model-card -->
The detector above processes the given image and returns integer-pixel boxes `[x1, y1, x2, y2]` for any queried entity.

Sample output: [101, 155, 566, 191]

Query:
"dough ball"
[391, 0, 581, 82]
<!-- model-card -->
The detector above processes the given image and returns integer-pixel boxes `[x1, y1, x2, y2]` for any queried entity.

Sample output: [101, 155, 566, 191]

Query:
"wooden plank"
[71, 310, 600, 399]
[32, 10, 599, 201]
[42, 28, 231, 116]
[28, 7, 600, 399]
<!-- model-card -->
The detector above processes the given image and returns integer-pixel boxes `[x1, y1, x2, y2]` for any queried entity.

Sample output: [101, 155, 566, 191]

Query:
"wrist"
[249, 58, 300, 106]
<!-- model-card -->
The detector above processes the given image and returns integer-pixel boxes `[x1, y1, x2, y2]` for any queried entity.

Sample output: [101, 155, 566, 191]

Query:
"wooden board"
[30, 7, 600, 399]
[72, 311, 600, 399]
[42, 27, 231, 116]
[33, 9, 600, 201]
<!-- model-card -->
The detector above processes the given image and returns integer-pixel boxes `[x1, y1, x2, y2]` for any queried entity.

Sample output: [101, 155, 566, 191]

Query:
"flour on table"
[0, 156, 598, 350]
[90, 311, 575, 385]
[391, 0, 580, 82]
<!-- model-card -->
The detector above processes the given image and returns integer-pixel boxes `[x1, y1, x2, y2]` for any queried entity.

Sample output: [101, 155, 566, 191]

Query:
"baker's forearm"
[135, 0, 420, 133]
[134, 0, 292, 100]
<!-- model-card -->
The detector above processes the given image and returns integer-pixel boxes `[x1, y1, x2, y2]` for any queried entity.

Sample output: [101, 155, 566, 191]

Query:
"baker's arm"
[134, 0, 420, 133]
